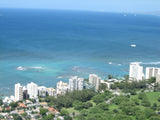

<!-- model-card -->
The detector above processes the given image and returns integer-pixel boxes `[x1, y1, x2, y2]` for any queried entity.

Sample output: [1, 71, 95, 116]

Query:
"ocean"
[0, 9, 160, 97]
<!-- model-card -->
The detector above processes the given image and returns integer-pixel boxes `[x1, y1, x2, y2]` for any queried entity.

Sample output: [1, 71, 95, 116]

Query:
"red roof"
[48, 107, 55, 111]
[18, 103, 27, 108]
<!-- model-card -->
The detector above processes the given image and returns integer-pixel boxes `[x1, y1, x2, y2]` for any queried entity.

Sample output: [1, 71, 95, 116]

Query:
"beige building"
[89, 74, 101, 90]
[146, 67, 160, 79]
[46, 88, 56, 96]
[57, 81, 68, 95]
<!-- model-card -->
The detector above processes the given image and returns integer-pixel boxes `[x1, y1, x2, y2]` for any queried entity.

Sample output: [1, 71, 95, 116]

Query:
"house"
[18, 103, 27, 108]
[39, 102, 47, 106]
[48, 107, 55, 112]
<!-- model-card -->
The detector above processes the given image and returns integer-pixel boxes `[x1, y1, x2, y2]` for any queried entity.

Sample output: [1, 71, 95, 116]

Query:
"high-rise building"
[23, 87, 29, 100]
[27, 82, 38, 99]
[69, 76, 84, 91]
[129, 62, 144, 81]
[38, 86, 47, 97]
[15, 83, 23, 101]
[57, 81, 68, 95]
[46, 88, 56, 96]
[146, 67, 160, 79]
[156, 72, 160, 84]
[89, 74, 101, 90]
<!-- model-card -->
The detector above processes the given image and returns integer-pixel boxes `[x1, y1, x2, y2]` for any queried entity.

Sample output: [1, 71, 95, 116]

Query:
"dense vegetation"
[45, 89, 96, 109]
[43, 77, 160, 120]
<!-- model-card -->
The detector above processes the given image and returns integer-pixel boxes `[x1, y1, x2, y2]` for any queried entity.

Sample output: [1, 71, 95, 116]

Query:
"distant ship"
[130, 44, 136, 47]
[124, 14, 127, 16]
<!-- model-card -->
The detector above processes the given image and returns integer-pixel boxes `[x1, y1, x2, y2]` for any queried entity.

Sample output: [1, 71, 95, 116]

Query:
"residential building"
[146, 67, 160, 79]
[129, 62, 144, 81]
[89, 74, 101, 90]
[156, 71, 160, 84]
[84, 81, 95, 90]
[15, 83, 23, 101]
[57, 81, 68, 95]
[46, 88, 56, 96]
[38, 86, 47, 97]
[27, 82, 38, 99]
[69, 76, 84, 91]
[23, 87, 29, 100]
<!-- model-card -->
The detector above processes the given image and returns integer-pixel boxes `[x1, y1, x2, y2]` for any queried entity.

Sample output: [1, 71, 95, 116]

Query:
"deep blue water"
[0, 9, 160, 96]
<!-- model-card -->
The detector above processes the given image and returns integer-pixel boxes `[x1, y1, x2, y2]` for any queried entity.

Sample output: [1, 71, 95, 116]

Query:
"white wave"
[16, 66, 27, 71]
[16, 66, 45, 71]
[108, 62, 112, 64]
[57, 76, 63, 79]
[28, 66, 44, 69]
[141, 62, 160, 65]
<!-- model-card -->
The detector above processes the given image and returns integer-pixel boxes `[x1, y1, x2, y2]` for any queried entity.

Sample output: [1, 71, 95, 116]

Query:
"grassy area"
[62, 107, 80, 114]
[109, 104, 119, 111]
[107, 91, 160, 115]
[62, 100, 96, 114]
[130, 91, 160, 105]
[146, 92, 160, 105]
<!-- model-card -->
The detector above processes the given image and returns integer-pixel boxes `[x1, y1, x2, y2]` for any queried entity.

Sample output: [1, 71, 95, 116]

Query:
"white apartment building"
[69, 76, 84, 91]
[129, 62, 144, 81]
[38, 86, 47, 97]
[15, 83, 23, 101]
[27, 82, 38, 99]
[57, 81, 68, 95]
[146, 67, 160, 79]
[89, 74, 101, 90]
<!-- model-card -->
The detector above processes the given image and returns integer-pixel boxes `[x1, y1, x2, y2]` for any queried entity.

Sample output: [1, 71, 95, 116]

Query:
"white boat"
[130, 44, 136, 47]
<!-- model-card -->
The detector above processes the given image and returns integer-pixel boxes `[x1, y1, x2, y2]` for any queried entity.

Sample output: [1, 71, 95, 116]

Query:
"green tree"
[0, 99, 3, 106]
[12, 114, 22, 120]
[97, 102, 109, 111]
[83, 102, 93, 109]
[64, 115, 72, 120]
[9, 102, 18, 108]
[114, 114, 132, 120]
[141, 100, 151, 107]
[148, 77, 156, 84]
[144, 108, 155, 119]
[124, 75, 129, 81]
[138, 93, 147, 100]
[80, 109, 88, 116]
[92, 95, 104, 104]
[60, 109, 69, 116]
[108, 74, 114, 79]
[150, 116, 160, 120]
[44, 113, 55, 120]
[157, 96, 160, 102]
[40, 108, 48, 116]
[135, 112, 146, 120]
[132, 98, 139, 105]
[99, 83, 108, 91]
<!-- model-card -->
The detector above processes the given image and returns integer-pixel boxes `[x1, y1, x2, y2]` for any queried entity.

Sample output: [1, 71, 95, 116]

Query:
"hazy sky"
[0, 0, 160, 13]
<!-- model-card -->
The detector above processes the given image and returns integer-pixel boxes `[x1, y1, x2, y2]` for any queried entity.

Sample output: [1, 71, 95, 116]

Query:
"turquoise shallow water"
[0, 9, 160, 96]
